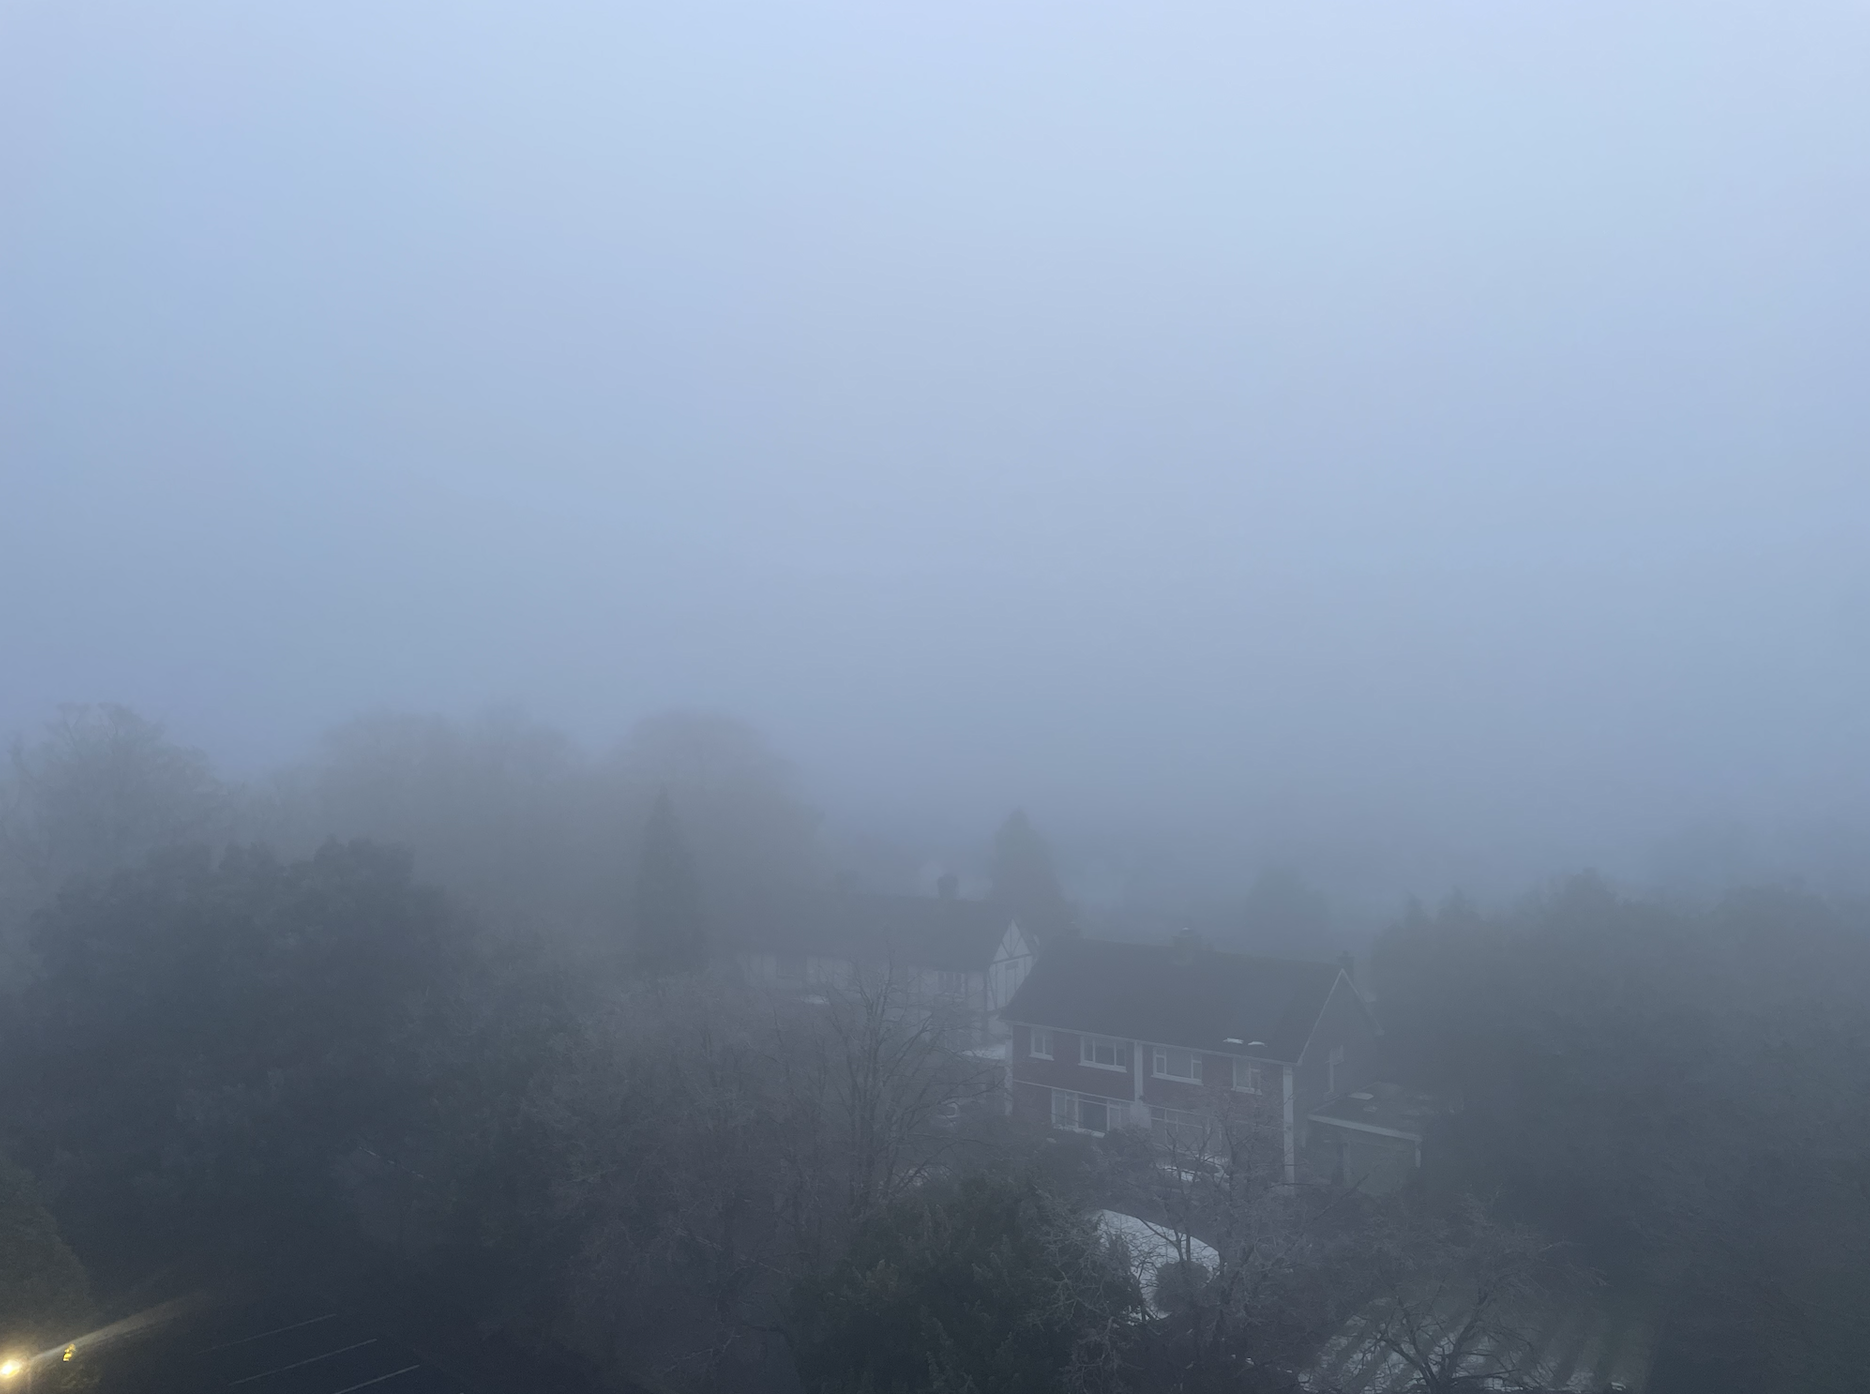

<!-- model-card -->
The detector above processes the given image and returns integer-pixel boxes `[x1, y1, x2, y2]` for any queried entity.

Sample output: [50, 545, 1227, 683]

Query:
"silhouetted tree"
[0, 705, 226, 895]
[617, 710, 823, 909]
[990, 809, 1072, 941]
[10, 839, 464, 1263]
[634, 790, 706, 974]
[1371, 878, 1870, 1394]
[1356, 1196, 1590, 1394]
[0, 705, 228, 978]
[283, 706, 594, 930]
[789, 1172, 1142, 1394]
[1115, 1086, 1367, 1394]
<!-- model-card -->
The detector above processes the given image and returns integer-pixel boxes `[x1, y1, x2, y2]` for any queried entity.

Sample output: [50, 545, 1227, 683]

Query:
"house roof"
[1001, 939, 1345, 1063]
[1307, 1083, 1449, 1143]
[722, 893, 1024, 973]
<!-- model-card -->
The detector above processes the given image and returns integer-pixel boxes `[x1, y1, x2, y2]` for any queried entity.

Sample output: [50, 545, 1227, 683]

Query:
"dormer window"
[1030, 1027, 1053, 1060]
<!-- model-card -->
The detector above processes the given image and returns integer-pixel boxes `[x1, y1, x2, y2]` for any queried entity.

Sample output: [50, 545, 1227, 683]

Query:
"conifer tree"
[989, 809, 1072, 941]
[635, 789, 706, 974]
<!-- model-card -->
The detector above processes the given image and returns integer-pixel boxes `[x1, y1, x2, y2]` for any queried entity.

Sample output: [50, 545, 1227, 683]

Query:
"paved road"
[72, 1294, 476, 1394]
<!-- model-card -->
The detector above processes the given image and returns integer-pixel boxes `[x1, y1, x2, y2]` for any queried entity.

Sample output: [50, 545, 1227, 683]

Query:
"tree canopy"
[8, 839, 466, 1263]
[790, 1172, 1142, 1394]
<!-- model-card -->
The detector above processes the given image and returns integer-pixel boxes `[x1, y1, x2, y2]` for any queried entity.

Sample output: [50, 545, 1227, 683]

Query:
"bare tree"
[1350, 1196, 1592, 1394]
[1117, 1084, 1370, 1394]
[522, 964, 1000, 1392]
[773, 961, 1000, 1253]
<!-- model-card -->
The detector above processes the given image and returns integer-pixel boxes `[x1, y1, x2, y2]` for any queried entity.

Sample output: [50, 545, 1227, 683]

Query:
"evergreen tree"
[989, 809, 1072, 940]
[635, 789, 706, 974]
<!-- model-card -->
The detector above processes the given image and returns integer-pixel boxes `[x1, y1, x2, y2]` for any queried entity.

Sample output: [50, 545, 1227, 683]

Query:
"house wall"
[1136, 1052, 1281, 1108]
[1291, 975, 1382, 1141]
[1006, 971, 1385, 1175]
[738, 949, 857, 986]
[1010, 1028, 1296, 1136]
[1304, 1123, 1418, 1193]
[1007, 1025, 1138, 1125]
[987, 924, 1036, 1018]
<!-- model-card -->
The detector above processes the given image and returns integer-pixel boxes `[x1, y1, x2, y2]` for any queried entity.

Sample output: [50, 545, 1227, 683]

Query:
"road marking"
[229, 1338, 376, 1384]
[206, 1314, 339, 1352]
[327, 1364, 421, 1393]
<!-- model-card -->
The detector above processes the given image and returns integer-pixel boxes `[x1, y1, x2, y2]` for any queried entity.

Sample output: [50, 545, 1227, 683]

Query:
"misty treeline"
[0, 703, 821, 959]
[1377, 881, 1870, 1392]
[1, 706, 1868, 1394]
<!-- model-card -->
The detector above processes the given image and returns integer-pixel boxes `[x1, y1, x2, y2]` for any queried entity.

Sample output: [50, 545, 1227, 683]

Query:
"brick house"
[1001, 932, 1384, 1182]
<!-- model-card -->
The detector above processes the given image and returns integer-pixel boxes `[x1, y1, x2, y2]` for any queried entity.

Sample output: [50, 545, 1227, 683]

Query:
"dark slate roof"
[1001, 939, 1345, 1063]
[722, 893, 1023, 973]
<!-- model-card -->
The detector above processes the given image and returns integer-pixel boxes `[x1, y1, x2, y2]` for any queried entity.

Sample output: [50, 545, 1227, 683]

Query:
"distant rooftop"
[1001, 937, 1349, 1062]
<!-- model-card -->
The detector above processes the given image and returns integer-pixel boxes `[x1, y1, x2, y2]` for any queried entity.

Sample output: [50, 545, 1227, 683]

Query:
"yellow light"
[0, 1357, 20, 1377]
[64, 1344, 77, 1361]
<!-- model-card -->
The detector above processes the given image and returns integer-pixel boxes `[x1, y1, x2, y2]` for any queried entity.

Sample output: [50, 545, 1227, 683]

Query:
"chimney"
[937, 872, 958, 900]
[1171, 927, 1201, 966]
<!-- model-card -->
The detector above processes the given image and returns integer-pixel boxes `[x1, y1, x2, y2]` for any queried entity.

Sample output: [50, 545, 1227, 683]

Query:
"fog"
[10, 10, 1870, 1393]
[6, 1, 1870, 906]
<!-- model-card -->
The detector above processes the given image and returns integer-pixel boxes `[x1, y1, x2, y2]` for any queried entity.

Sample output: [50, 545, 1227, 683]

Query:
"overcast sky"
[4, 1, 1868, 898]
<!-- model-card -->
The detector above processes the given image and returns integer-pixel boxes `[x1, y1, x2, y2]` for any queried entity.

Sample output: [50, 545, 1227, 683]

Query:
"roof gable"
[1002, 939, 1343, 1062]
[996, 919, 1037, 964]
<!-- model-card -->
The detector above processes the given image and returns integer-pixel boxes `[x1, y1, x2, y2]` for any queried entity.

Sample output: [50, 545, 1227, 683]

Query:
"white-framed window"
[1053, 1089, 1124, 1134]
[1152, 1046, 1203, 1082]
[937, 970, 968, 997]
[1328, 1043, 1346, 1094]
[1080, 1035, 1130, 1071]
[1232, 1058, 1264, 1094]
[1149, 1104, 1211, 1151]
[1030, 1027, 1053, 1060]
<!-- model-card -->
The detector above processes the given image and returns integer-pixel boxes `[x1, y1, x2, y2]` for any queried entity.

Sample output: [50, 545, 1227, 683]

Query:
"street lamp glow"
[0, 1357, 22, 1378]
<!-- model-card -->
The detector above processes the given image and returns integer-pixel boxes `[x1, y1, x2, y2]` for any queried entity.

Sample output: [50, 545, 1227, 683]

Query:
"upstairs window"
[1232, 1058, 1264, 1094]
[937, 970, 968, 998]
[1081, 1035, 1129, 1071]
[1030, 1027, 1053, 1060]
[1152, 1047, 1203, 1082]
[1328, 1043, 1346, 1094]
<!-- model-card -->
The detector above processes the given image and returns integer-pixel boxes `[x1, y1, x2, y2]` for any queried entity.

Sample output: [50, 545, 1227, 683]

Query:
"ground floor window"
[1149, 1104, 1212, 1152]
[1052, 1089, 1127, 1134]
